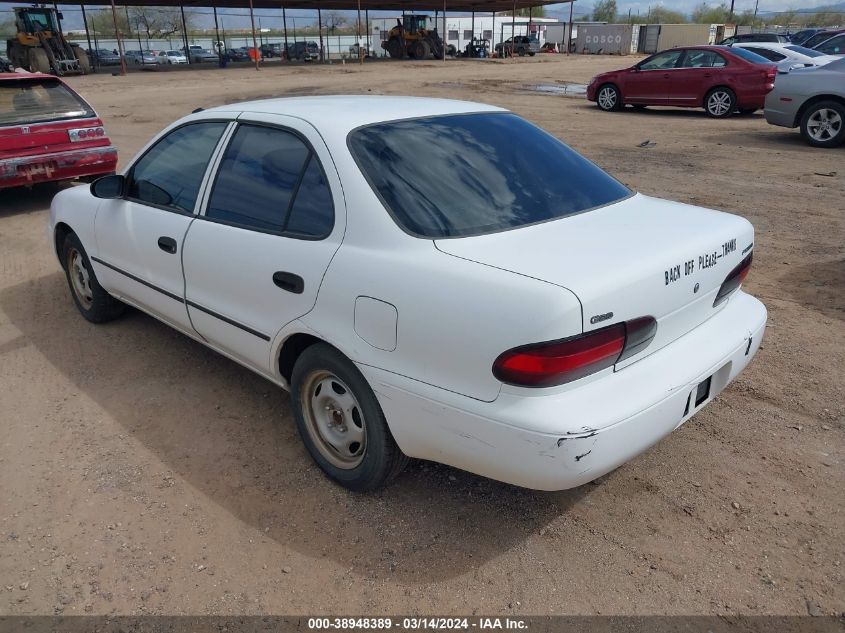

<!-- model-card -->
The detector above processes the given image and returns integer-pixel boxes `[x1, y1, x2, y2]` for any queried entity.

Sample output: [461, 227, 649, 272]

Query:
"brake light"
[68, 126, 106, 142]
[493, 317, 658, 387]
[713, 252, 753, 307]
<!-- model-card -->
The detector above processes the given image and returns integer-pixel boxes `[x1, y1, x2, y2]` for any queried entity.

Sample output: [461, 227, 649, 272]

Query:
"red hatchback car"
[587, 46, 777, 118]
[1, 73, 117, 190]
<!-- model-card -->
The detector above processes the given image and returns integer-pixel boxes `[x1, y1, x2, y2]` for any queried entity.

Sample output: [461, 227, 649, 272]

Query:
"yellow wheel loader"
[6, 7, 90, 75]
[382, 15, 444, 60]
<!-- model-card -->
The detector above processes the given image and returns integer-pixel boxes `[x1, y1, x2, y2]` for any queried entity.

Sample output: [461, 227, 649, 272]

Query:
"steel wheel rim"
[67, 248, 93, 309]
[300, 370, 366, 469]
[807, 108, 842, 141]
[708, 91, 731, 116]
[598, 87, 617, 110]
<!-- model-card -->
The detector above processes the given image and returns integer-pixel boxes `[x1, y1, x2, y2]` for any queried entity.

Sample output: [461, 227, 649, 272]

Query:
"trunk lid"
[435, 193, 754, 368]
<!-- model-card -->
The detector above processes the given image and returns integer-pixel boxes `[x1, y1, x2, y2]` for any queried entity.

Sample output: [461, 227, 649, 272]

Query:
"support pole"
[366, 9, 370, 58]
[318, 7, 324, 62]
[180, 6, 190, 64]
[80, 4, 93, 67]
[567, 0, 573, 55]
[443, 0, 447, 61]
[109, 0, 126, 75]
[511, 0, 515, 58]
[357, 0, 363, 64]
[282, 5, 289, 59]
[213, 5, 222, 65]
[248, 0, 260, 70]
[471, 10, 474, 51]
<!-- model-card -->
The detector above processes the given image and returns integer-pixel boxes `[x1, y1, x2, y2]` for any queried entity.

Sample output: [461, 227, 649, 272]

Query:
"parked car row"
[587, 44, 845, 147]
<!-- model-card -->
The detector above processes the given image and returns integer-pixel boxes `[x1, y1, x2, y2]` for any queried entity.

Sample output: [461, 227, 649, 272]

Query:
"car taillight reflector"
[493, 317, 658, 387]
[713, 252, 753, 307]
[69, 127, 106, 142]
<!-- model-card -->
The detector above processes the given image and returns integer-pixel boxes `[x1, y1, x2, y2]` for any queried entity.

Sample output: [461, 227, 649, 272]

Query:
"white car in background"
[157, 50, 188, 65]
[731, 42, 841, 69]
[48, 97, 766, 491]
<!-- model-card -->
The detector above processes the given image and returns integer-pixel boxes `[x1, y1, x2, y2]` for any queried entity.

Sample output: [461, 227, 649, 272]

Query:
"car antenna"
[192, 107, 204, 113]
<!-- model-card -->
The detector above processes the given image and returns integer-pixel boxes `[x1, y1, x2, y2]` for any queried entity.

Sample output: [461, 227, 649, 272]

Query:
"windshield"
[348, 112, 631, 238]
[730, 46, 773, 64]
[0, 78, 93, 126]
[784, 45, 825, 57]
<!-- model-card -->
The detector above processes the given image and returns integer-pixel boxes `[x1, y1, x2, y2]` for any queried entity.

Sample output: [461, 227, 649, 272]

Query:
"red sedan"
[587, 46, 777, 118]
[1, 73, 117, 190]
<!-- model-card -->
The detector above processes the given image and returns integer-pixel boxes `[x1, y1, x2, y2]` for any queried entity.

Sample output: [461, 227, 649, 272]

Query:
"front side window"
[349, 112, 630, 238]
[816, 35, 844, 55]
[206, 124, 334, 237]
[682, 50, 727, 67]
[640, 50, 682, 70]
[128, 121, 227, 213]
[0, 78, 92, 126]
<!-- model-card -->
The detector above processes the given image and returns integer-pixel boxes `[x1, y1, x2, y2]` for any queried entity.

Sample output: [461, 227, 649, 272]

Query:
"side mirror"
[90, 174, 125, 199]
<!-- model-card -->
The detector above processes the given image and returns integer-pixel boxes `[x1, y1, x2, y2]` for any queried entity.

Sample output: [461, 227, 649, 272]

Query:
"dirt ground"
[0, 55, 843, 618]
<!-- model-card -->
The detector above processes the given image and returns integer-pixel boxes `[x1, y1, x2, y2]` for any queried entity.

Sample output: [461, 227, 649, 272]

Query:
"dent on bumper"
[363, 291, 767, 490]
[0, 146, 117, 187]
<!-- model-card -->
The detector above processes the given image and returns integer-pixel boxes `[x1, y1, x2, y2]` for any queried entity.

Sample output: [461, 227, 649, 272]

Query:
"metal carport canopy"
[69, 0, 569, 12]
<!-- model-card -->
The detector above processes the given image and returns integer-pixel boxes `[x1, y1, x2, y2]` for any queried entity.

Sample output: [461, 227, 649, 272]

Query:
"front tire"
[596, 83, 622, 111]
[291, 344, 408, 491]
[62, 232, 125, 323]
[704, 87, 736, 118]
[800, 100, 845, 148]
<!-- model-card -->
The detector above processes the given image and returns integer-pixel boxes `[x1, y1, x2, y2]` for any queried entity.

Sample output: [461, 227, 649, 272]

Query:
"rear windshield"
[729, 46, 773, 64]
[785, 45, 825, 57]
[349, 112, 631, 238]
[0, 78, 93, 126]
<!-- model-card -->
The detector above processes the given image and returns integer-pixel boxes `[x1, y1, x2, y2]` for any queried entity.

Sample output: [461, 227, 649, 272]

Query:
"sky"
[1, 0, 841, 31]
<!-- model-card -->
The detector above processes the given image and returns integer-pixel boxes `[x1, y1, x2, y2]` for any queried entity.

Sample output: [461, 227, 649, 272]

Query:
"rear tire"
[596, 83, 622, 111]
[28, 48, 50, 74]
[704, 87, 736, 118]
[799, 100, 845, 148]
[291, 343, 409, 491]
[61, 232, 125, 324]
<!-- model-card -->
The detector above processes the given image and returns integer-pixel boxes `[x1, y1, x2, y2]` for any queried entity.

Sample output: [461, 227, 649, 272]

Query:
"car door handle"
[157, 236, 178, 254]
[703, 72, 712, 78]
[273, 271, 304, 294]
[663, 73, 670, 78]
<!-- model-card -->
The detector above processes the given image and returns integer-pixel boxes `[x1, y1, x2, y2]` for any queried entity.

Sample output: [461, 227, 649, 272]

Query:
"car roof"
[0, 72, 63, 82]
[204, 96, 507, 135]
[732, 42, 793, 50]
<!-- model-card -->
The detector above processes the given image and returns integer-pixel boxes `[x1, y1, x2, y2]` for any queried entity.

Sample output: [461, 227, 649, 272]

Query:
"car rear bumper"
[764, 95, 799, 128]
[361, 290, 766, 490]
[0, 145, 117, 189]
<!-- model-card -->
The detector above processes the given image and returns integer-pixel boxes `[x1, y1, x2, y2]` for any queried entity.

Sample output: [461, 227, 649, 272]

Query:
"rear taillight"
[68, 127, 106, 142]
[713, 252, 753, 307]
[493, 317, 658, 387]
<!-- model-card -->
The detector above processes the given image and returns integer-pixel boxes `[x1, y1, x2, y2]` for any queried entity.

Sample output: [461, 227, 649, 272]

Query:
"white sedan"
[48, 97, 767, 491]
[156, 50, 188, 65]
[731, 42, 841, 69]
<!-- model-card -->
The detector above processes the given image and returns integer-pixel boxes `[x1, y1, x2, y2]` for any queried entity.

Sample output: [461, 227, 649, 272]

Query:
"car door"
[668, 49, 728, 106]
[181, 114, 345, 375]
[93, 117, 230, 331]
[624, 50, 683, 104]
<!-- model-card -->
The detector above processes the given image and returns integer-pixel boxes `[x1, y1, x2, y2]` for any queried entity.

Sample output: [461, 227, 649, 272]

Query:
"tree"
[646, 6, 688, 23]
[88, 9, 130, 38]
[129, 7, 187, 41]
[691, 2, 731, 23]
[324, 10, 347, 34]
[592, 0, 617, 23]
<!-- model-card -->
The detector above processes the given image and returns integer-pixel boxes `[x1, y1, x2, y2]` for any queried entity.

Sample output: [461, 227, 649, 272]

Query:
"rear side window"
[728, 46, 772, 64]
[744, 47, 785, 61]
[349, 112, 630, 238]
[0, 78, 92, 126]
[785, 45, 824, 58]
[128, 122, 227, 213]
[206, 124, 334, 238]
[682, 50, 727, 67]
